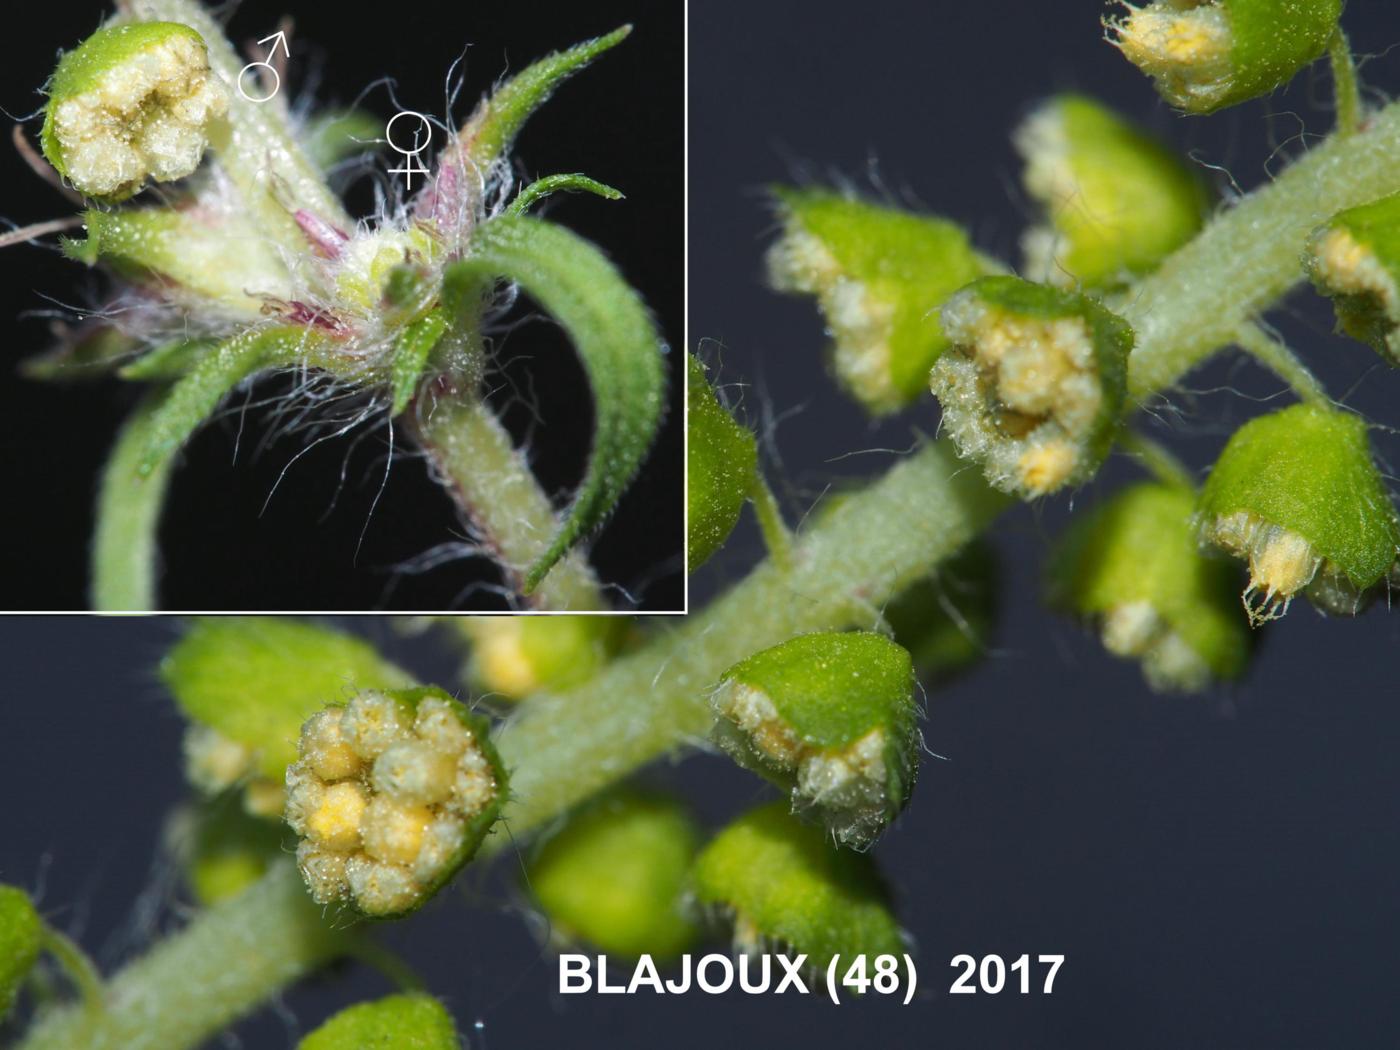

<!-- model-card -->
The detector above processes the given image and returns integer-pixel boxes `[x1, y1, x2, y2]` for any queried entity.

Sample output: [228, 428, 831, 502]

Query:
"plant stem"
[489, 440, 1008, 839]
[414, 391, 604, 610]
[92, 393, 174, 611]
[749, 473, 794, 568]
[42, 928, 106, 1018]
[1234, 323, 1331, 408]
[1329, 28, 1362, 137]
[1123, 98, 1400, 399]
[127, 0, 349, 248]
[1117, 431, 1196, 490]
[17, 861, 349, 1050]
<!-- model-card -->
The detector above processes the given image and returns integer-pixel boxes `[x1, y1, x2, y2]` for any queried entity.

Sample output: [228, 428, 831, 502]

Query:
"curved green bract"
[0, 884, 43, 1018]
[298, 994, 459, 1050]
[93, 392, 177, 611]
[390, 309, 448, 414]
[691, 803, 902, 970]
[1047, 482, 1248, 683]
[302, 110, 383, 172]
[528, 787, 700, 958]
[508, 173, 624, 216]
[446, 215, 665, 593]
[1199, 404, 1400, 589]
[162, 618, 414, 780]
[462, 26, 631, 171]
[135, 326, 328, 478]
[686, 354, 757, 569]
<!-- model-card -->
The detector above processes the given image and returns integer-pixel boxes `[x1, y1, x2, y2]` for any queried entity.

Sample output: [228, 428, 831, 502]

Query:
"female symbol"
[386, 112, 434, 190]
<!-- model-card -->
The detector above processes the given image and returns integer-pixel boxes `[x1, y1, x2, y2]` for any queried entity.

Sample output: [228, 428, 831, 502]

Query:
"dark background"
[7, 1, 1400, 1049]
[0, 0, 683, 611]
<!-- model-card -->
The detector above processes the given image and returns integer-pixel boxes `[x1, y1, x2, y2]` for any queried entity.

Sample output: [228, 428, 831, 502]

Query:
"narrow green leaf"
[390, 309, 448, 415]
[507, 173, 624, 216]
[118, 337, 219, 381]
[92, 391, 177, 611]
[461, 26, 631, 170]
[444, 215, 664, 592]
[136, 326, 324, 478]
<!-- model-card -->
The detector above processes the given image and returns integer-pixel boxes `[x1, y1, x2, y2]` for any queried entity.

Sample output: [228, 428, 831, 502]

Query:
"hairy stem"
[749, 473, 794, 568]
[414, 391, 604, 610]
[1234, 323, 1331, 408]
[490, 440, 1008, 839]
[1117, 430, 1196, 490]
[17, 862, 349, 1050]
[1123, 98, 1400, 399]
[1329, 29, 1361, 137]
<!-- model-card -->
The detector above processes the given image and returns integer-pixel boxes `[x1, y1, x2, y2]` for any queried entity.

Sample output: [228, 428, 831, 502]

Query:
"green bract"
[0, 885, 43, 1018]
[884, 538, 998, 682]
[929, 276, 1134, 498]
[527, 788, 700, 959]
[164, 618, 414, 817]
[285, 686, 506, 919]
[173, 800, 285, 906]
[1048, 482, 1248, 692]
[767, 187, 990, 415]
[686, 354, 758, 568]
[1307, 191, 1400, 365]
[42, 21, 229, 200]
[1017, 93, 1209, 288]
[298, 993, 459, 1050]
[457, 615, 628, 700]
[1110, 0, 1343, 114]
[1198, 404, 1400, 622]
[691, 803, 903, 970]
[710, 632, 917, 849]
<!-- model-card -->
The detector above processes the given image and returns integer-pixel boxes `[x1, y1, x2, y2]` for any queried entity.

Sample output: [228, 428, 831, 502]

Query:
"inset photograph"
[0, 0, 682, 611]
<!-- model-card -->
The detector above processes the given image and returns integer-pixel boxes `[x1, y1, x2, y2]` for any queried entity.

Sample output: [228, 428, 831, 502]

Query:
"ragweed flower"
[1048, 482, 1249, 692]
[1198, 404, 1400, 623]
[285, 688, 505, 918]
[1306, 192, 1400, 366]
[1108, 0, 1343, 115]
[710, 632, 917, 849]
[690, 803, 902, 971]
[42, 21, 228, 200]
[767, 188, 991, 415]
[1016, 93, 1209, 288]
[929, 276, 1133, 498]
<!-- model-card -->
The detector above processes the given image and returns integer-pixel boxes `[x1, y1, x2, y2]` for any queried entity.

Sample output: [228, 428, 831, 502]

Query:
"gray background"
[5, 0, 1400, 1047]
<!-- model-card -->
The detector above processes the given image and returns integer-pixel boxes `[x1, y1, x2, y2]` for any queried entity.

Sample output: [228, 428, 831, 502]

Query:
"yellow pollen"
[307, 782, 367, 852]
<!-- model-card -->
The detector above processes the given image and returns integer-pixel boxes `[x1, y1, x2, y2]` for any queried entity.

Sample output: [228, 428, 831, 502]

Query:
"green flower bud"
[687, 354, 758, 569]
[884, 538, 998, 683]
[1198, 404, 1400, 622]
[0, 885, 43, 1018]
[710, 632, 917, 849]
[929, 276, 1133, 498]
[691, 803, 902, 970]
[527, 788, 701, 959]
[285, 687, 506, 918]
[1109, 0, 1343, 115]
[767, 188, 990, 415]
[1048, 482, 1248, 692]
[42, 22, 229, 200]
[298, 993, 459, 1050]
[1016, 94, 1209, 289]
[457, 615, 628, 701]
[163, 619, 415, 819]
[1306, 191, 1400, 365]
